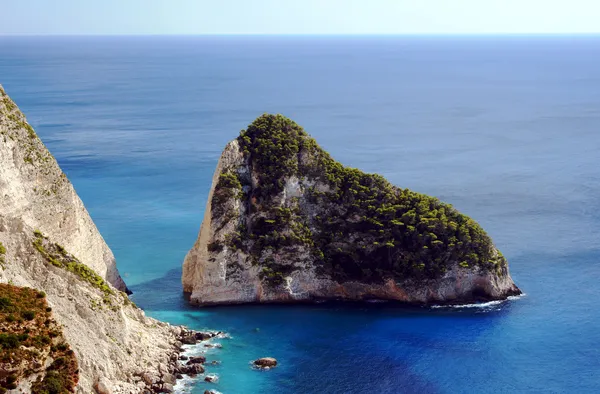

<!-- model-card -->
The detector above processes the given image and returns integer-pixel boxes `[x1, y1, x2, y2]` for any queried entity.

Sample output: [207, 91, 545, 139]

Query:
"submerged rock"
[204, 374, 219, 383]
[182, 114, 521, 305]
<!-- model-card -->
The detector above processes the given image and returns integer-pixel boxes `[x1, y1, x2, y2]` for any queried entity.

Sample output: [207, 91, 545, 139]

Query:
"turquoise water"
[1, 36, 599, 393]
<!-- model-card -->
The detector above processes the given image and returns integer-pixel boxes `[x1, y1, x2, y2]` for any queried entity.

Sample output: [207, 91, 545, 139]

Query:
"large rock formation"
[0, 85, 186, 393]
[183, 114, 521, 305]
[0, 86, 125, 292]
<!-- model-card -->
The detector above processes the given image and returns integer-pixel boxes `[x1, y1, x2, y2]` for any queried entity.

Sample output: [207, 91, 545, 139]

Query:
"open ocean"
[1, 36, 599, 393]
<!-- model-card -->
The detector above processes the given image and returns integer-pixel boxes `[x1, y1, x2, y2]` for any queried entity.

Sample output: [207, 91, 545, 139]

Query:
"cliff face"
[0, 86, 125, 291]
[0, 85, 184, 393]
[183, 114, 521, 305]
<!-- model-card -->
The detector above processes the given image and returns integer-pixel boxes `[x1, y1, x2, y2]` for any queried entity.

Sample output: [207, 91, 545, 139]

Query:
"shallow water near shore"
[1, 36, 599, 393]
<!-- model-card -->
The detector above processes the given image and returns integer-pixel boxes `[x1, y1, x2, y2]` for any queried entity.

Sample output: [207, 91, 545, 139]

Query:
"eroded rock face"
[0, 85, 125, 291]
[183, 114, 521, 306]
[0, 85, 187, 393]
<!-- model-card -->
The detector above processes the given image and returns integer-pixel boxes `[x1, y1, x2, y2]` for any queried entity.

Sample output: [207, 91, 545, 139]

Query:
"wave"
[430, 294, 526, 310]
[173, 333, 227, 393]
[173, 373, 197, 394]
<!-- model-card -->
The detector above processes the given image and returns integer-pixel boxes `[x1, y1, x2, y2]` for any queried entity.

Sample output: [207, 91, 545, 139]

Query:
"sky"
[0, 0, 598, 35]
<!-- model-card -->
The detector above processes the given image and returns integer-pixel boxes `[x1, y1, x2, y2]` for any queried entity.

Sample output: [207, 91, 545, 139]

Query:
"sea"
[1, 36, 599, 393]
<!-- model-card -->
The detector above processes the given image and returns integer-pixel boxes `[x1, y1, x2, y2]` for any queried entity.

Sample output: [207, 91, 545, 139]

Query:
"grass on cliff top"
[0, 283, 78, 393]
[229, 114, 507, 283]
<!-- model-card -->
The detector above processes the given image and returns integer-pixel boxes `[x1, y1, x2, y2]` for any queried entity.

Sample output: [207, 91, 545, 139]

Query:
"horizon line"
[1, 32, 600, 38]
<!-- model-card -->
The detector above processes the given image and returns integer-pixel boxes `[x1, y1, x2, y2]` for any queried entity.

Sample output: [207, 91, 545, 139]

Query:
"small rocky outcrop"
[253, 357, 278, 369]
[182, 114, 521, 305]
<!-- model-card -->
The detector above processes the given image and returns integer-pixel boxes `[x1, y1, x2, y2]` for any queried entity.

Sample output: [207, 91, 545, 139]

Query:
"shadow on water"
[128, 267, 192, 312]
[127, 266, 525, 392]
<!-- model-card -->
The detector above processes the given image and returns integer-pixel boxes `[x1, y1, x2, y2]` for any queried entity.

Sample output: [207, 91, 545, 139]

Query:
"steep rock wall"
[0, 85, 125, 291]
[0, 85, 184, 393]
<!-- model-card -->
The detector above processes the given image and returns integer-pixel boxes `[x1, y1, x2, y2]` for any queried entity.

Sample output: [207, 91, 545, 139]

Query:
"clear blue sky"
[1, 0, 598, 35]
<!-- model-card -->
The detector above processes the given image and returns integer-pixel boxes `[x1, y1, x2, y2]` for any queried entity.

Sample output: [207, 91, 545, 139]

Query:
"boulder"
[186, 356, 206, 365]
[253, 357, 277, 368]
[181, 334, 197, 345]
[183, 363, 205, 375]
[94, 377, 112, 394]
[141, 372, 157, 385]
[162, 373, 176, 385]
[195, 331, 215, 341]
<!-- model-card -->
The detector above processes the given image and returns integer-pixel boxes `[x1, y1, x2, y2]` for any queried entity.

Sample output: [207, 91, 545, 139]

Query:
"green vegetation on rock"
[225, 114, 508, 284]
[1, 86, 61, 176]
[32, 231, 114, 299]
[212, 170, 243, 207]
[0, 284, 78, 393]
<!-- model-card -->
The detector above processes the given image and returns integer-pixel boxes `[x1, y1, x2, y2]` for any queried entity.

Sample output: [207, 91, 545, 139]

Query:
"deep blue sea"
[1, 36, 599, 393]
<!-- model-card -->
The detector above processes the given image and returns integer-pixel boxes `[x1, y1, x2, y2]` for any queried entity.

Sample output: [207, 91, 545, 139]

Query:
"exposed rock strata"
[183, 114, 521, 305]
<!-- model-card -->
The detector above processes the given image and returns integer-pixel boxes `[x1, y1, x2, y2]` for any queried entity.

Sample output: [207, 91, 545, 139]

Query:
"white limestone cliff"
[0, 85, 186, 393]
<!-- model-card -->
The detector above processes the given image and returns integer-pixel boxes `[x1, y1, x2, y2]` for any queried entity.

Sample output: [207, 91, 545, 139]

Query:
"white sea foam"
[173, 374, 197, 394]
[430, 293, 526, 310]
[174, 332, 227, 393]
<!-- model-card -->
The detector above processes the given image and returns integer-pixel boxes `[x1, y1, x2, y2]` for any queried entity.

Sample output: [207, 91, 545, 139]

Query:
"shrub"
[0, 297, 12, 311]
[0, 333, 20, 349]
[21, 310, 35, 320]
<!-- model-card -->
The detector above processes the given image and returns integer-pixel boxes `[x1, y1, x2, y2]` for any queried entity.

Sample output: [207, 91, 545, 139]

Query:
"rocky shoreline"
[132, 328, 228, 394]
